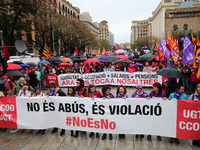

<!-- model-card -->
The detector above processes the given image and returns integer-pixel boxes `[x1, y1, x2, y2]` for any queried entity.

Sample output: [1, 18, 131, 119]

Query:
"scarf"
[198, 94, 200, 100]
[174, 91, 181, 99]
[49, 89, 55, 96]
[117, 93, 125, 98]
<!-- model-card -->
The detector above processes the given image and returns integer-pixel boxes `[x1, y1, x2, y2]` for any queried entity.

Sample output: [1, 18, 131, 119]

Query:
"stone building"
[131, 18, 152, 44]
[165, 7, 200, 35]
[80, 12, 100, 39]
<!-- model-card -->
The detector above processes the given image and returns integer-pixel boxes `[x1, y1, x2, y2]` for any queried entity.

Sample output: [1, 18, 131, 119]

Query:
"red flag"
[3, 41, 9, 61]
[74, 48, 78, 56]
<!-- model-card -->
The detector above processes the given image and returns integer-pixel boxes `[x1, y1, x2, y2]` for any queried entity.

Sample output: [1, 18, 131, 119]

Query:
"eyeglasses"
[76, 82, 80, 83]
[137, 88, 142, 89]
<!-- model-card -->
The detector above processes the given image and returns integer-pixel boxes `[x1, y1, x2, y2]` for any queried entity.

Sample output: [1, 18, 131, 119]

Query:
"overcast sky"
[68, 0, 161, 44]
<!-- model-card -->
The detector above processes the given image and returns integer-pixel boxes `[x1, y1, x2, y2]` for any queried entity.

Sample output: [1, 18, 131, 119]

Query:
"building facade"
[131, 18, 152, 43]
[165, 7, 200, 35]
[80, 12, 100, 39]
[109, 31, 115, 46]
[58, 0, 80, 19]
[99, 20, 109, 41]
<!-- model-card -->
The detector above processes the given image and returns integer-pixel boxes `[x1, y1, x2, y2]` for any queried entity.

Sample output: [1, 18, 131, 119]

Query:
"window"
[183, 24, 188, 31]
[173, 24, 178, 31]
[62, 4, 64, 11]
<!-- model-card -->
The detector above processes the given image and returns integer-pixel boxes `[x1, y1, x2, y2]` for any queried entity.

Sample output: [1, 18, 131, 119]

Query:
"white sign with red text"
[58, 72, 166, 87]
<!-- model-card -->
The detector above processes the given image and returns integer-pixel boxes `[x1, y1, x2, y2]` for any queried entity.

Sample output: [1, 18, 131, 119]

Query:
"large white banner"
[58, 72, 165, 87]
[1, 97, 200, 140]
[16, 97, 176, 137]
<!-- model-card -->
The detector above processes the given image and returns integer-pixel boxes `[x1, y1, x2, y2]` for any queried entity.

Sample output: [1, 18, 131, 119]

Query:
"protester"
[84, 84, 101, 138]
[188, 83, 200, 147]
[29, 68, 37, 89]
[166, 78, 178, 98]
[5, 88, 13, 97]
[66, 87, 79, 138]
[74, 79, 87, 97]
[40, 66, 46, 90]
[188, 67, 199, 94]
[132, 85, 148, 98]
[142, 62, 152, 72]
[150, 62, 157, 72]
[108, 63, 115, 72]
[115, 64, 120, 71]
[147, 82, 166, 141]
[0, 80, 5, 97]
[47, 83, 67, 136]
[18, 83, 32, 97]
[116, 85, 130, 99]
[120, 62, 128, 72]
[168, 84, 187, 144]
[100, 86, 114, 99]
[78, 64, 85, 75]
[127, 64, 136, 73]
[181, 64, 191, 93]
[2, 75, 15, 90]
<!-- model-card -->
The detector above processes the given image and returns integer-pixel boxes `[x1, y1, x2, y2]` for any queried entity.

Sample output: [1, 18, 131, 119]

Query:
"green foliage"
[131, 36, 153, 51]
[0, 0, 38, 46]
[171, 29, 200, 51]
[99, 39, 111, 50]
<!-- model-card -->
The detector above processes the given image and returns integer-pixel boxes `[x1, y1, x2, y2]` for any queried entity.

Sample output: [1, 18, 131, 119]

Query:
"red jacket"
[127, 67, 136, 73]
[84, 90, 101, 98]
[190, 69, 199, 82]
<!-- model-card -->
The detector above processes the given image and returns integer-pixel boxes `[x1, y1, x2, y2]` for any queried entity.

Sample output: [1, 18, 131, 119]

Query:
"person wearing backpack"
[188, 83, 200, 147]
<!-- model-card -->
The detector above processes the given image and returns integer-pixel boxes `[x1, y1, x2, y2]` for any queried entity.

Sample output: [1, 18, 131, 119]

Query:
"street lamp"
[0, 30, 3, 48]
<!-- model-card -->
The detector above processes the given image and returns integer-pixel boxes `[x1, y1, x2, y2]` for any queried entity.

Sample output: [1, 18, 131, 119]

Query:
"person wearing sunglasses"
[131, 85, 148, 139]
[132, 85, 148, 98]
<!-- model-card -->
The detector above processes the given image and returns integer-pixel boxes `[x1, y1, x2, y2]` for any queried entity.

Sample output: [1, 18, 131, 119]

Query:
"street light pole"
[0, 30, 3, 48]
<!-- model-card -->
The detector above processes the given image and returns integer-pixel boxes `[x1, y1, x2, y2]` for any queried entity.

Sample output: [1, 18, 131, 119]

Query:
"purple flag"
[160, 40, 171, 67]
[182, 34, 194, 65]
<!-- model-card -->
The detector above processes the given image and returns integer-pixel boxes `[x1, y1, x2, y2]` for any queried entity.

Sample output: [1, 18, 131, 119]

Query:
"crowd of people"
[0, 73, 199, 147]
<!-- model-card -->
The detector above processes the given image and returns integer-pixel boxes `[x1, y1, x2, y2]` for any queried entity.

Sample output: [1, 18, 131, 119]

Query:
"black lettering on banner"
[27, 103, 40, 112]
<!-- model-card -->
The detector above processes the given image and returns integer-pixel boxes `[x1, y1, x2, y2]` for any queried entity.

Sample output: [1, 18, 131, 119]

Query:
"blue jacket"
[169, 93, 188, 100]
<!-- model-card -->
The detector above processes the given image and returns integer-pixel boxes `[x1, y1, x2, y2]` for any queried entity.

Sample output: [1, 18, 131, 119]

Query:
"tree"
[171, 29, 200, 51]
[131, 36, 153, 51]
[99, 39, 111, 50]
[0, 0, 38, 46]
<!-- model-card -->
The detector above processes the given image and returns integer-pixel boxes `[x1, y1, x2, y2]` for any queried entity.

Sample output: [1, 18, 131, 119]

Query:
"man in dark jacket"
[120, 62, 128, 72]
[181, 64, 191, 93]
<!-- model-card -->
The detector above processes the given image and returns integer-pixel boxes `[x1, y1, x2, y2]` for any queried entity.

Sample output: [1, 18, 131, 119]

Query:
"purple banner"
[182, 34, 194, 65]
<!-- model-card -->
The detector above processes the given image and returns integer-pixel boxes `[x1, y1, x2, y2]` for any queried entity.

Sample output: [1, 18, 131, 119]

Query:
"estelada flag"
[43, 43, 54, 58]
[191, 33, 197, 68]
[3, 41, 9, 61]
[156, 43, 164, 60]
[92, 50, 97, 55]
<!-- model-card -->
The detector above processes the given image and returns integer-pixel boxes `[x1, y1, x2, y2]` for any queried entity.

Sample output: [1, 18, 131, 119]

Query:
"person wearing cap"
[2, 75, 15, 91]
[142, 62, 152, 73]
[132, 85, 148, 98]
[127, 64, 136, 73]
[150, 62, 157, 72]
[47, 82, 67, 136]
[74, 79, 87, 97]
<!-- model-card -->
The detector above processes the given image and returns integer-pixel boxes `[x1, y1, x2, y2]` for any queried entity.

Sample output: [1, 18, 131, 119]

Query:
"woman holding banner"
[47, 83, 67, 136]
[132, 85, 148, 98]
[116, 85, 130, 99]
[75, 79, 87, 97]
[84, 84, 101, 138]
[188, 84, 200, 147]
[168, 84, 187, 144]
[100, 86, 114, 140]
[116, 85, 130, 138]
[146, 82, 167, 141]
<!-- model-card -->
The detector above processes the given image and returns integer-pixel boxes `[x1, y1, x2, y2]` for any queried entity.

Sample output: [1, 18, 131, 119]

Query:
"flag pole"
[0, 30, 3, 48]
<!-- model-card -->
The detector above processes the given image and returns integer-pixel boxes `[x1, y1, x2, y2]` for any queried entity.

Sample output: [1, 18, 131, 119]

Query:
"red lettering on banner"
[62, 80, 75, 86]
[85, 80, 89, 86]
[0, 97, 17, 129]
[176, 100, 200, 140]
[110, 79, 114, 84]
